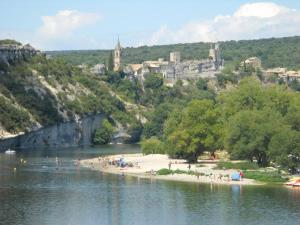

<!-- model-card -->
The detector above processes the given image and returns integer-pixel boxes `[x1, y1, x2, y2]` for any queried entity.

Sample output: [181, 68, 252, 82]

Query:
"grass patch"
[216, 161, 259, 170]
[156, 168, 205, 176]
[244, 171, 288, 183]
[156, 168, 173, 175]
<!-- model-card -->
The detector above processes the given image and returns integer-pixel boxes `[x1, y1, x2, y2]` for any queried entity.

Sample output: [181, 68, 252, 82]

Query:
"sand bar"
[81, 153, 260, 185]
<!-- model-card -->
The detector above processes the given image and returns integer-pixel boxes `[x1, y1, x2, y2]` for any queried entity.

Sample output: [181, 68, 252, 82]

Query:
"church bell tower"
[114, 38, 122, 71]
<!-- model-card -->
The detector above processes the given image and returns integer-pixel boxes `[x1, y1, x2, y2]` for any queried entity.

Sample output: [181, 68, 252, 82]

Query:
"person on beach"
[168, 161, 172, 170]
[209, 173, 213, 182]
[240, 170, 244, 181]
[150, 169, 155, 176]
[188, 164, 191, 170]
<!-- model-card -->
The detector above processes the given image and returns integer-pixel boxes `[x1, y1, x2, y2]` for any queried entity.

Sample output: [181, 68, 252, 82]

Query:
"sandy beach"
[81, 153, 260, 185]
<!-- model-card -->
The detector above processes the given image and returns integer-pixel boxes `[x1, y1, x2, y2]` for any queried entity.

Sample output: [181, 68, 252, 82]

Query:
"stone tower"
[214, 43, 221, 63]
[209, 43, 216, 61]
[114, 38, 122, 71]
[170, 52, 181, 64]
[209, 43, 222, 70]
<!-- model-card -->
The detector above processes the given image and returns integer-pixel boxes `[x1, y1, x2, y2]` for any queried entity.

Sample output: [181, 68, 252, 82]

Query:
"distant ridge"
[47, 36, 300, 70]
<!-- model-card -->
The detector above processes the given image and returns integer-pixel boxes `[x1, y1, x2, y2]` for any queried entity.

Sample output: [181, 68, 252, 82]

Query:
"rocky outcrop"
[0, 114, 105, 151]
[0, 44, 40, 65]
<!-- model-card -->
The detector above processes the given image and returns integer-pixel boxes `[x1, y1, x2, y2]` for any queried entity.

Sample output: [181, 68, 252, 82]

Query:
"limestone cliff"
[0, 114, 105, 150]
[0, 43, 40, 65]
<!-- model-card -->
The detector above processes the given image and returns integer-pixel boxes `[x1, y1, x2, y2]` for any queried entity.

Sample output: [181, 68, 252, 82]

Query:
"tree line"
[142, 77, 300, 173]
[49, 36, 300, 70]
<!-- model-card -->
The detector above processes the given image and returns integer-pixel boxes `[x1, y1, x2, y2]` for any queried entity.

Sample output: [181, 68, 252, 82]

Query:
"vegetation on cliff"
[0, 54, 139, 137]
[92, 119, 114, 145]
[0, 39, 22, 46]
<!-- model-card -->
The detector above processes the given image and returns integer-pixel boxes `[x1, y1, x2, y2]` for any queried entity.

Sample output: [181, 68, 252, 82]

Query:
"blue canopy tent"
[231, 172, 241, 181]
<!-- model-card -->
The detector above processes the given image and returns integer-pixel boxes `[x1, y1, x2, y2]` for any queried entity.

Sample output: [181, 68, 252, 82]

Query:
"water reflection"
[0, 145, 300, 225]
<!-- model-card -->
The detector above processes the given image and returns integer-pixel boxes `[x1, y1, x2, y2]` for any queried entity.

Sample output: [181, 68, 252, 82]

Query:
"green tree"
[92, 119, 114, 144]
[268, 129, 300, 173]
[164, 99, 220, 162]
[141, 137, 164, 155]
[225, 109, 283, 166]
[144, 73, 163, 89]
[196, 78, 208, 90]
[289, 79, 300, 92]
[143, 103, 174, 139]
[107, 51, 114, 72]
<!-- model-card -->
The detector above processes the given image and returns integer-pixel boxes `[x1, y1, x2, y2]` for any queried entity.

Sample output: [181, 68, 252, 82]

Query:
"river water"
[0, 145, 299, 225]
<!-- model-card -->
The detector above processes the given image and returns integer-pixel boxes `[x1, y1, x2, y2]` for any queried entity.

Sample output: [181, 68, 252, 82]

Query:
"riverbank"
[81, 153, 260, 185]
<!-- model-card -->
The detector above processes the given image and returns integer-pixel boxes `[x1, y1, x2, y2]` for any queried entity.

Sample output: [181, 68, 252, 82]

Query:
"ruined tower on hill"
[114, 38, 122, 72]
[209, 43, 221, 69]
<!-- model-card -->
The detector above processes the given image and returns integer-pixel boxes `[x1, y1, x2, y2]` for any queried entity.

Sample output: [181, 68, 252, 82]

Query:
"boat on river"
[5, 149, 16, 155]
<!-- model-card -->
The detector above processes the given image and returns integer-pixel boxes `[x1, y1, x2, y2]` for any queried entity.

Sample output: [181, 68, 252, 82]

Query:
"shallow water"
[0, 145, 299, 225]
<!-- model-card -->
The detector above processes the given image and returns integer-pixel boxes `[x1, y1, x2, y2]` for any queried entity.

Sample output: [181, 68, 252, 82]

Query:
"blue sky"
[0, 0, 300, 50]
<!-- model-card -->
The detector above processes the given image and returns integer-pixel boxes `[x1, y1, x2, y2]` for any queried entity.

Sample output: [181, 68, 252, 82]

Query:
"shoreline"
[81, 153, 262, 186]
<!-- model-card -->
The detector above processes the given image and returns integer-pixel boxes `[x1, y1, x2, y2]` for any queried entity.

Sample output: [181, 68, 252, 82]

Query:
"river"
[0, 145, 299, 225]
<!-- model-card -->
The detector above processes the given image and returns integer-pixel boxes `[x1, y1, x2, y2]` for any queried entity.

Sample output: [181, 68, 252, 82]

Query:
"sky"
[0, 0, 300, 50]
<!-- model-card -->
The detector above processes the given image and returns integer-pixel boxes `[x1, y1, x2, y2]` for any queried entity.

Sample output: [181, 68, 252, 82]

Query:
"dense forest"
[48, 36, 300, 70]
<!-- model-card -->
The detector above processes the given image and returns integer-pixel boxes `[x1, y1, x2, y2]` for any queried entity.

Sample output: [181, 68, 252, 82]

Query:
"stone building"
[209, 43, 221, 67]
[241, 57, 262, 69]
[90, 64, 106, 75]
[265, 67, 300, 82]
[170, 51, 181, 63]
[125, 43, 223, 83]
[114, 38, 122, 72]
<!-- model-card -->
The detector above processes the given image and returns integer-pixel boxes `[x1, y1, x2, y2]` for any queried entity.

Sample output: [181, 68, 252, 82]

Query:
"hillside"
[0, 54, 143, 141]
[0, 45, 215, 143]
[48, 36, 300, 70]
[2, 36, 300, 147]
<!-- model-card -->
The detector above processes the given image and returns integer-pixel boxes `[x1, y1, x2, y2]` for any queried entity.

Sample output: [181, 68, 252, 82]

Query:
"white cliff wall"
[0, 114, 105, 150]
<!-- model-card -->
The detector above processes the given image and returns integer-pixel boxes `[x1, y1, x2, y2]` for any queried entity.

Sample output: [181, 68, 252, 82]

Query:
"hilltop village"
[115, 39, 223, 84]
[89, 39, 300, 85]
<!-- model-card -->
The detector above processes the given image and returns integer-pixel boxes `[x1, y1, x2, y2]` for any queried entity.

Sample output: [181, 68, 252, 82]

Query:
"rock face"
[0, 44, 40, 65]
[0, 114, 105, 151]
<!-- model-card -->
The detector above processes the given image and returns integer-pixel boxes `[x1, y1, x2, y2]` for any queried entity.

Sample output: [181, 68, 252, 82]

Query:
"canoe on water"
[285, 178, 300, 187]
[5, 149, 16, 155]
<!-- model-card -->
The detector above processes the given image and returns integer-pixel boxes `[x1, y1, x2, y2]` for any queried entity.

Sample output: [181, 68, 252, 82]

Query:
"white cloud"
[38, 10, 101, 39]
[145, 2, 300, 45]
[22, 9, 103, 50]
[233, 2, 291, 18]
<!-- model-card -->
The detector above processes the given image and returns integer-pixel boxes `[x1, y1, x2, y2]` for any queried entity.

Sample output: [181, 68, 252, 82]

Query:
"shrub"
[196, 78, 208, 90]
[141, 137, 165, 155]
[156, 168, 172, 175]
[92, 119, 114, 145]
[216, 161, 259, 170]
[243, 171, 288, 183]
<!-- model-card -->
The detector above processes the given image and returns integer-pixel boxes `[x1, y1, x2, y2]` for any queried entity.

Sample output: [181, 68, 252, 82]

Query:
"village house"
[265, 67, 300, 82]
[241, 57, 262, 69]
[120, 40, 223, 83]
[90, 64, 106, 75]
